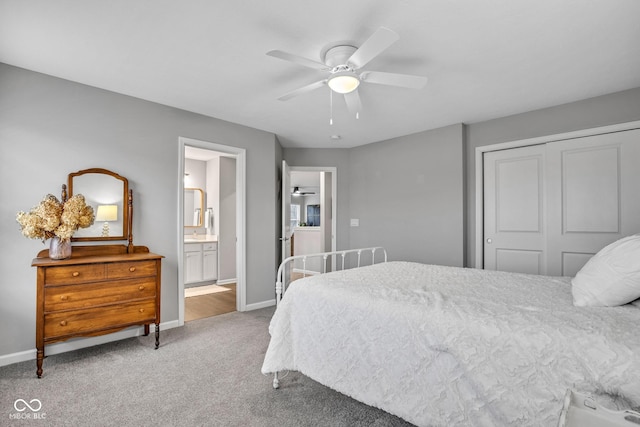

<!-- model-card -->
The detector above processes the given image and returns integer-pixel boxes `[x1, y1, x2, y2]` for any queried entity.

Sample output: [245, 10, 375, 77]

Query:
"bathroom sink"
[184, 235, 218, 243]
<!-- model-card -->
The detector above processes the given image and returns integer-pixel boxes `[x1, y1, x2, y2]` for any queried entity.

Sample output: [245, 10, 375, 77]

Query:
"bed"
[261, 246, 640, 426]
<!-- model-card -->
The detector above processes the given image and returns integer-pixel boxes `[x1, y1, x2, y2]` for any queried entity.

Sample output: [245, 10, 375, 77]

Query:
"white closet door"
[546, 129, 640, 276]
[483, 128, 640, 277]
[483, 144, 546, 274]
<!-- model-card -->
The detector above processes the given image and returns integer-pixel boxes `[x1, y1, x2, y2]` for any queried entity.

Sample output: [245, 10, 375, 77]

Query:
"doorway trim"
[289, 166, 338, 254]
[474, 120, 640, 269]
[178, 137, 246, 326]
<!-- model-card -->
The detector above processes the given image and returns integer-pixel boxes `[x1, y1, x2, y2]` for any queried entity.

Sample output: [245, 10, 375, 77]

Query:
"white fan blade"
[344, 90, 362, 117]
[360, 71, 427, 89]
[347, 27, 399, 69]
[267, 50, 330, 71]
[278, 80, 326, 101]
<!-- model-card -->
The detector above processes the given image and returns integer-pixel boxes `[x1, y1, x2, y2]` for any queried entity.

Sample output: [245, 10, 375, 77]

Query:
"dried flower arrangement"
[17, 194, 95, 242]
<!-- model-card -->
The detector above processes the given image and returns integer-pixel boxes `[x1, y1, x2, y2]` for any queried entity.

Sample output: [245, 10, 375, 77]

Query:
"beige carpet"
[0, 307, 412, 426]
[185, 284, 231, 298]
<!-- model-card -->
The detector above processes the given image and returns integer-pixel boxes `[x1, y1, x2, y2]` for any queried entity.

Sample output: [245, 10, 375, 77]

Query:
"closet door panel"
[546, 128, 640, 276]
[563, 146, 620, 233]
[483, 145, 546, 273]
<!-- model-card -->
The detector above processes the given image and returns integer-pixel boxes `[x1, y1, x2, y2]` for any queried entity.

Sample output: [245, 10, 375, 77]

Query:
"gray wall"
[464, 87, 640, 266]
[0, 63, 279, 359]
[284, 124, 465, 266]
[2, 60, 639, 364]
[284, 89, 640, 269]
[349, 124, 464, 265]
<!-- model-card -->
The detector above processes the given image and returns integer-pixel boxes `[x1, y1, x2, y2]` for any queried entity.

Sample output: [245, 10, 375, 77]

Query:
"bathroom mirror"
[184, 188, 204, 227]
[68, 168, 129, 241]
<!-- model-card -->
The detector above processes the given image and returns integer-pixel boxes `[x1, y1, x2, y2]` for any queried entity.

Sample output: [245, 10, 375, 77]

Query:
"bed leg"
[272, 372, 280, 389]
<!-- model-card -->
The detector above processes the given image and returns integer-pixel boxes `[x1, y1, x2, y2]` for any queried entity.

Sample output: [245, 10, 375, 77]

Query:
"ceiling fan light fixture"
[328, 71, 360, 94]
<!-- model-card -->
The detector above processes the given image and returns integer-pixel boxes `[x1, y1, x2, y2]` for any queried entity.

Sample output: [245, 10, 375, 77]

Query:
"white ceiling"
[1, 1, 639, 149]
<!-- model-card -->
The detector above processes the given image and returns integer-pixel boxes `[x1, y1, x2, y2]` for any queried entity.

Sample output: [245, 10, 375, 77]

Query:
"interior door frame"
[178, 137, 246, 325]
[289, 166, 338, 256]
[474, 120, 640, 269]
[281, 160, 292, 263]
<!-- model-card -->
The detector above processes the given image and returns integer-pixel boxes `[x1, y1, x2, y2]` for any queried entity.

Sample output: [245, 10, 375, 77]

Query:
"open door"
[281, 160, 292, 261]
[280, 160, 292, 286]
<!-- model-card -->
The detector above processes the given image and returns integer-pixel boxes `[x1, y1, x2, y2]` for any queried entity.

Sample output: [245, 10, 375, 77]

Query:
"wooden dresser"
[32, 244, 163, 378]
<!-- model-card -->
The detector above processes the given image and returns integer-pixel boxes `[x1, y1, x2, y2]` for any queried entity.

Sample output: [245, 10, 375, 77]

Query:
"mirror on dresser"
[184, 187, 204, 227]
[68, 168, 130, 241]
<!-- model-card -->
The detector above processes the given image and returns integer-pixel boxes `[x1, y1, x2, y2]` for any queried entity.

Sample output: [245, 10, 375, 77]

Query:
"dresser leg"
[143, 324, 150, 336]
[36, 349, 44, 378]
[155, 323, 160, 349]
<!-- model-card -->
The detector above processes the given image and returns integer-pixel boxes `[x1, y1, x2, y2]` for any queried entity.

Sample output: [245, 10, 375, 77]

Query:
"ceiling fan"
[267, 27, 427, 117]
[291, 186, 315, 196]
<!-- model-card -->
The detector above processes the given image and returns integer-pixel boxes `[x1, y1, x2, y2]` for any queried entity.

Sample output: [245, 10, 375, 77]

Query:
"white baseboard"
[244, 299, 275, 311]
[0, 349, 36, 368]
[0, 319, 181, 368]
[216, 278, 237, 286]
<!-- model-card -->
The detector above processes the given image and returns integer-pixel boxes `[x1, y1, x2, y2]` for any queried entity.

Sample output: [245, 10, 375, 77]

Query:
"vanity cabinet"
[202, 243, 218, 281]
[184, 244, 203, 283]
[32, 244, 163, 378]
[184, 241, 217, 284]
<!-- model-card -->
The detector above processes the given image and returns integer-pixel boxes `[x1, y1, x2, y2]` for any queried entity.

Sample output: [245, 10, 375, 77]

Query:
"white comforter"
[261, 262, 640, 426]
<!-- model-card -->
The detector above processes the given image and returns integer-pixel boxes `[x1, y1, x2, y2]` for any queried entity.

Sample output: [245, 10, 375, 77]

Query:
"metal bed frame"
[272, 246, 387, 388]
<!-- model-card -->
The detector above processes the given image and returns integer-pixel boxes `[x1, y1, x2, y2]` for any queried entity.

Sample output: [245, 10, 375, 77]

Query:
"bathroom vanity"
[184, 236, 218, 284]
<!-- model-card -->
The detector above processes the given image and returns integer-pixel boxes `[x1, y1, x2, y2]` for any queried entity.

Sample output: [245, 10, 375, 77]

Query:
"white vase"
[49, 237, 72, 260]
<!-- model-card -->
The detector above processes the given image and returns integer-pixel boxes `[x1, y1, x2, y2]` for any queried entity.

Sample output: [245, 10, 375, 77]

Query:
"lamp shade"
[95, 205, 118, 222]
[328, 72, 360, 94]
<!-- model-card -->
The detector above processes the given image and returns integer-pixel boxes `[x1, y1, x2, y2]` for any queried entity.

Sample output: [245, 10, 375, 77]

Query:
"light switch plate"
[350, 218, 359, 227]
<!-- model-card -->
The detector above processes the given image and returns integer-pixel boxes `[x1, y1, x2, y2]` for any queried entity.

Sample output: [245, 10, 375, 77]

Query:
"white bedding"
[261, 262, 640, 426]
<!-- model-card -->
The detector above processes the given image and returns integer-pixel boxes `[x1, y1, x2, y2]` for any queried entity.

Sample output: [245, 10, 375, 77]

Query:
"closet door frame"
[474, 120, 640, 269]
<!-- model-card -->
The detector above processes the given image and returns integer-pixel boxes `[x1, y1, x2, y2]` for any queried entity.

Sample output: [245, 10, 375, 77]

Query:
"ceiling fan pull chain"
[329, 89, 333, 125]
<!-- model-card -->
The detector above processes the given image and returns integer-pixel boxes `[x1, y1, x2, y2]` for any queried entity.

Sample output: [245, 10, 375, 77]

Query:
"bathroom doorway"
[178, 137, 246, 325]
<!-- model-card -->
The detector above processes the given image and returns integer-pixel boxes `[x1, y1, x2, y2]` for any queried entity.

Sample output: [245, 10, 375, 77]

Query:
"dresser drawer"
[107, 260, 157, 279]
[44, 278, 156, 311]
[44, 300, 156, 339]
[45, 264, 105, 285]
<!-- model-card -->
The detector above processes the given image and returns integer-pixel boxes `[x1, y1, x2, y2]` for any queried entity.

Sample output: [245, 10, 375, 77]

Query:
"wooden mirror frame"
[68, 168, 131, 242]
[184, 187, 205, 228]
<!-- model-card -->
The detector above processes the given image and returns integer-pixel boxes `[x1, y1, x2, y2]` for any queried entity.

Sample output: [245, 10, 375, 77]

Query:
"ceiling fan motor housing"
[324, 45, 358, 69]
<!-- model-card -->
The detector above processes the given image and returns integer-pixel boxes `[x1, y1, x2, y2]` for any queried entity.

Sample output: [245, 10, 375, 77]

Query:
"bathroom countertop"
[184, 235, 218, 243]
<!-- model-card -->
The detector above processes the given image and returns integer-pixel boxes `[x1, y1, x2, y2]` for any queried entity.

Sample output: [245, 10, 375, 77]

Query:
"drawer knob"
[59, 320, 67, 326]
[129, 267, 136, 272]
[138, 286, 145, 291]
[139, 308, 145, 313]
[72, 272, 80, 277]
[60, 295, 69, 301]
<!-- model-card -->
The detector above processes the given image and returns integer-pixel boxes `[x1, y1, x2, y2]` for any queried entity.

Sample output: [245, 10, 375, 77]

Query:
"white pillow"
[571, 234, 640, 306]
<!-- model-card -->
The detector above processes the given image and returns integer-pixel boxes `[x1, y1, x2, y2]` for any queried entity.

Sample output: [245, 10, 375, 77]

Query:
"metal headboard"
[275, 247, 387, 306]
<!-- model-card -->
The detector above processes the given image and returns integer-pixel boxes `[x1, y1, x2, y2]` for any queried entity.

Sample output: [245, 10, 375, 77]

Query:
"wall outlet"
[350, 218, 359, 227]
